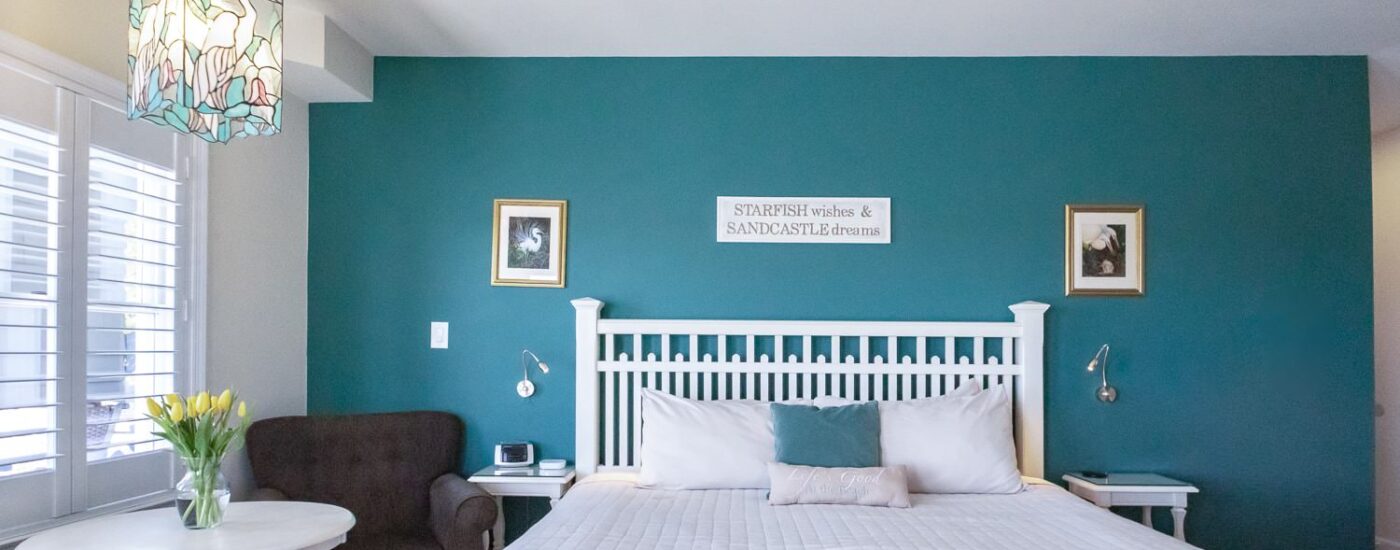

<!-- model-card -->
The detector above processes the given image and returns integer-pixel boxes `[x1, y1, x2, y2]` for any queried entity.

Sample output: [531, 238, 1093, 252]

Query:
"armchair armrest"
[248, 487, 289, 501]
[430, 473, 498, 550]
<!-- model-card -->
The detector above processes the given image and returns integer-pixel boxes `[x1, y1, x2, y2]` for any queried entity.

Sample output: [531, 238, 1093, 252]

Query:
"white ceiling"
[300, 0, 1400, 132]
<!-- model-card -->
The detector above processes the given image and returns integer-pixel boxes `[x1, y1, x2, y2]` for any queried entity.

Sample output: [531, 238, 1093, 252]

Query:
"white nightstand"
[1063, 472, 1199, 543]
[469, 465, 576, 550]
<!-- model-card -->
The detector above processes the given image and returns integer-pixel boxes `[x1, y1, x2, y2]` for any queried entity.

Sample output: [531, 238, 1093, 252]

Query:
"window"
[0, 47, 203, 540]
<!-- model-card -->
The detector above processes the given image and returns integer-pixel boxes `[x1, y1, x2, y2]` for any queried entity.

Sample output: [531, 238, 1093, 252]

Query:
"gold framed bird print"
[1065, 204, 1144, 296]
[492, 199, 567, 288]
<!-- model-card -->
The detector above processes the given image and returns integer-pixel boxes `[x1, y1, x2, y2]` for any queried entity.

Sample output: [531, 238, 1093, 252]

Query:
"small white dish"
[539, 459, 567, 470]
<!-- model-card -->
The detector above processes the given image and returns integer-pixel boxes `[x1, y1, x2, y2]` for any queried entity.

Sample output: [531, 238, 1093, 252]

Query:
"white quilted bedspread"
[507, 473, 1196, 550]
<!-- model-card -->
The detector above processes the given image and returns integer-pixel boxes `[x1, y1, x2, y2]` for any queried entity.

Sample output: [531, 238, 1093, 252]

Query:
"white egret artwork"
[509, 217, 551, 269]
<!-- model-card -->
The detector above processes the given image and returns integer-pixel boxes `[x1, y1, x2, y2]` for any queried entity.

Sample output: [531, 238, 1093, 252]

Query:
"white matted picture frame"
[492, 199, 567, 287]
[1065, 204, 1144, 296]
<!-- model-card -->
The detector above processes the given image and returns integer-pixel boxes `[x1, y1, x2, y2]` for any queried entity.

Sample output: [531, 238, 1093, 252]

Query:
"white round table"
[19, 501, 355, 550]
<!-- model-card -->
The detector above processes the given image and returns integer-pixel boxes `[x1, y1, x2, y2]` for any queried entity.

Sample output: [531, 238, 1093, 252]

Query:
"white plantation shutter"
[0, 48, 203, 540]
[81, 100, 190, 509]
[0, 60, 72, 533]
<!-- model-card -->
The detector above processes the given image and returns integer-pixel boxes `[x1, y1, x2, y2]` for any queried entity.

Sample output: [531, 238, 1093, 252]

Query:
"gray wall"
[206, 95, 309, 499]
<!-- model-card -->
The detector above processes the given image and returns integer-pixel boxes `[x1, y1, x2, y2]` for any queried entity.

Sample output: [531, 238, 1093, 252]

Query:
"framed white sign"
[716, 196, 891, 244]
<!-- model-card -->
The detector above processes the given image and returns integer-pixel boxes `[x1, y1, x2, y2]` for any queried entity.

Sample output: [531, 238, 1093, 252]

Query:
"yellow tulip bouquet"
[145, 390, 250, 529]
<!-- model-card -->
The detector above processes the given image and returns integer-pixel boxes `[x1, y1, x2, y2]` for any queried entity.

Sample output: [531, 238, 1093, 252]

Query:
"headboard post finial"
[1009, 301, 1049, 478]
[1008, 301, 1050, 315]
[572, 297, 603, 314]
[572, 298, 604, 476]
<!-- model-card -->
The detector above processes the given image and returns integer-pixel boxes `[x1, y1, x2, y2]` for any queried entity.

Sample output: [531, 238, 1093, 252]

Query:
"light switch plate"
[430, 322, 449, 349]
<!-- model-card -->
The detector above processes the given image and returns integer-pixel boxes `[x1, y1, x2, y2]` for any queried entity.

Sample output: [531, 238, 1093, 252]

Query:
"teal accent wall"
[308, 57, 1373, 548]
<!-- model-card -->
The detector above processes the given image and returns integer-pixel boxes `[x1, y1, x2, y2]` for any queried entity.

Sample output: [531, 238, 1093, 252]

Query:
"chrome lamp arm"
[1085, 344, 1118, 403]
[517, 349, 549, 398]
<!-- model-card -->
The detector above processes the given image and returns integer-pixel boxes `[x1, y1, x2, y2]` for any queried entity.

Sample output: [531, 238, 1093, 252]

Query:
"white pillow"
[880, 385, 1022, 494]
[812, 378, 980, 408]
[638, 389, 809, 489]
[813, 382, 1020, 493]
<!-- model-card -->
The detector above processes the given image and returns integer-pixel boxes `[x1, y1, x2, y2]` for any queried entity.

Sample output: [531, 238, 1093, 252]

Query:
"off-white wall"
[205, 95, 309, 499]
[1379, 128, 1400, 548]
[0, 1, 310, 499]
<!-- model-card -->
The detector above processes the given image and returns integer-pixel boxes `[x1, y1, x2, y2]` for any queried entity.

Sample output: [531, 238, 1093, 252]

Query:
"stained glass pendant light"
[128, 0, 283, 143]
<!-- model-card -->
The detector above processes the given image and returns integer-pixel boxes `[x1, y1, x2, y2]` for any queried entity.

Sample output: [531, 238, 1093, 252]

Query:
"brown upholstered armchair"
[246, 411, 496, 550]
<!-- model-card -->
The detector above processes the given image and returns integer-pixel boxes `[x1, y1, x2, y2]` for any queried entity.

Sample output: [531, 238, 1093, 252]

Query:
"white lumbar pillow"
[638, 389, 809, 489]
[767, 463, 911, 508]
[881, 385, 1022, 494]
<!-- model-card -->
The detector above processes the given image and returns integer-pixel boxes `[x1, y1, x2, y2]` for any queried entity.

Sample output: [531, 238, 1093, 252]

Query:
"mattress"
[507, 473, 1196, 550]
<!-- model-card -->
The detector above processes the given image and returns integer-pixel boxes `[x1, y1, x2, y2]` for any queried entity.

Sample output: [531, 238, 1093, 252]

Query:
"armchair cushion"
[429, 474, 497, 550]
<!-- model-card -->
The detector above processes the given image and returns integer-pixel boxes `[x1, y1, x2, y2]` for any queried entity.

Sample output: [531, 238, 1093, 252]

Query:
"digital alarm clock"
[494, 442, 534, 468]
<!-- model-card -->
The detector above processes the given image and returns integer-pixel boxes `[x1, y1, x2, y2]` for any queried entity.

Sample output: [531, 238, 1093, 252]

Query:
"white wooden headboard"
[571, 298, 1050, 478]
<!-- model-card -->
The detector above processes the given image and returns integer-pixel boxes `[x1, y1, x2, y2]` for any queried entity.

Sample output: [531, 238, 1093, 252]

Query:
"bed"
[509, 473, 1190, 549]
[508, 299, 1194, 549]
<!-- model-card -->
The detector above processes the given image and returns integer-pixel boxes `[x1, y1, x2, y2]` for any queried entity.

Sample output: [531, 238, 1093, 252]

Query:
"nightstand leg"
[1171, 507, 1187, 541]
[1140, 506, 1152, 527]
[492, 496, 506, 550]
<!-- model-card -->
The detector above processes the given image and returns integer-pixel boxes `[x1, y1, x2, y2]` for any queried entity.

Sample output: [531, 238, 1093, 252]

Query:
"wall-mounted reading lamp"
[517, 349, 549, 398]
[1086, 344, 1118, 403]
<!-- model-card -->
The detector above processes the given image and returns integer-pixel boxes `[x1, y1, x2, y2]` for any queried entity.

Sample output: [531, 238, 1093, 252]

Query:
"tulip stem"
[182, 457, 224, 528]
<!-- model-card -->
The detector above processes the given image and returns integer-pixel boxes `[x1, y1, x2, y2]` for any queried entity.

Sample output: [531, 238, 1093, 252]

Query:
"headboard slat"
[603, 371, 616, 467]
[618, 371, 631, 466]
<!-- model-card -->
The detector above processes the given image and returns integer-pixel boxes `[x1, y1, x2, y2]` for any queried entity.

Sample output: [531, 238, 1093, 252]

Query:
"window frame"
[0, 31, 208, 545]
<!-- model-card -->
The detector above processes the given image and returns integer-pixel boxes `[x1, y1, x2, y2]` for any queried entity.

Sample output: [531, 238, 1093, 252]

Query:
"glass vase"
[175, 458, 230, 529]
